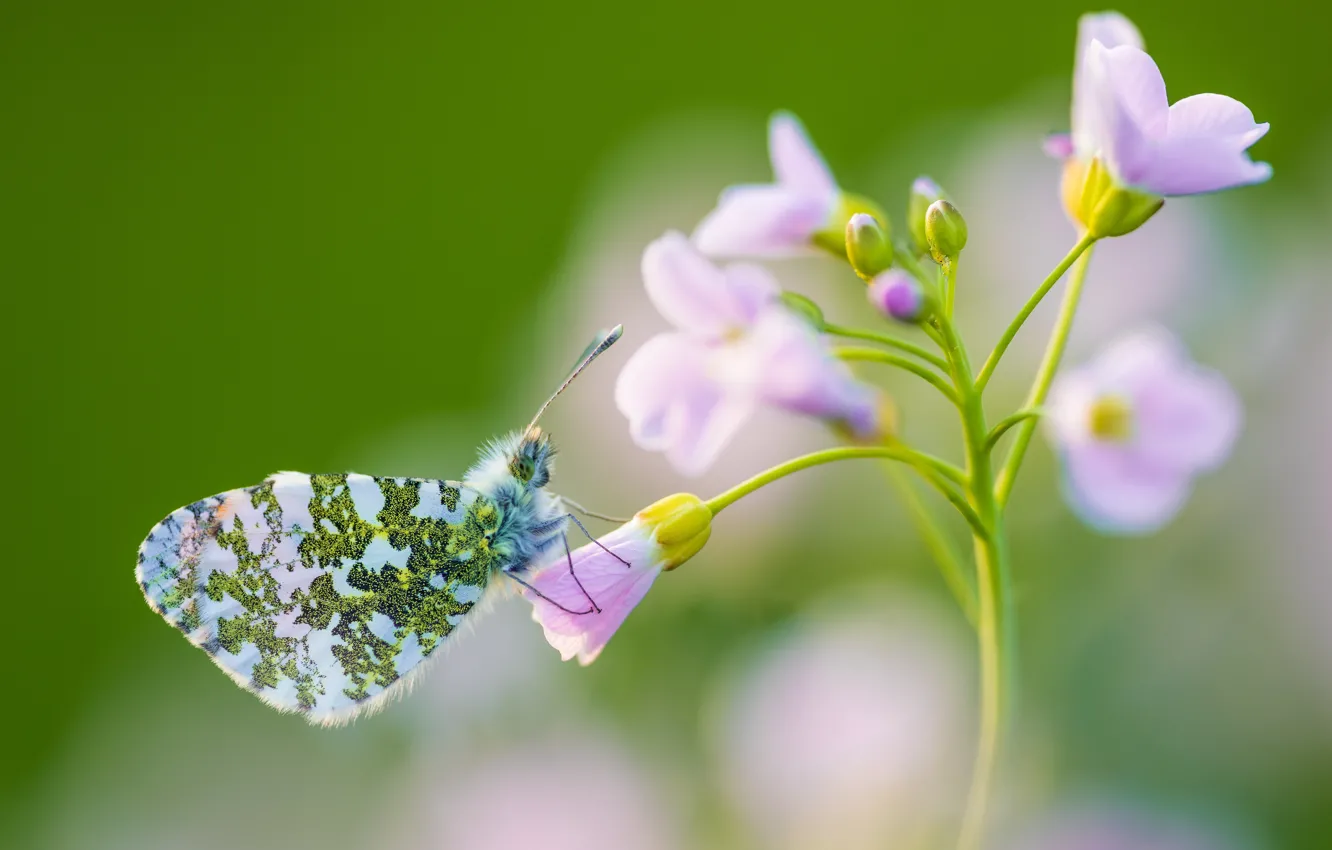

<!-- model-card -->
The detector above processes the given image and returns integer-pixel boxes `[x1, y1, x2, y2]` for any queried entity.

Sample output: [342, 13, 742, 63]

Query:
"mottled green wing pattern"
[137, 472, 507, 723]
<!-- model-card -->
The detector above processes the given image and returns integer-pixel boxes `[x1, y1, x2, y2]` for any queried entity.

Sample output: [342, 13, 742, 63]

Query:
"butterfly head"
[508, 427, 554, 489]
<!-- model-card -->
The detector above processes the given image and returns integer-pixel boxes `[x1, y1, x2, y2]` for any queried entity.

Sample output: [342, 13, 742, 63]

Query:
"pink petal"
[615, 332, 755, 476]
[1062, 442, 1195, 534]
[1072, 13, 1145, 157]
[692, 185, 833, 258]
[1167, 93, 1268, 139]
[726, 309, 879, 436]
[524, 523, 664, 665]
[643, 232, 778, 337]
[769, 111, 838, 200]
[1131, 362, 1243, 473]
[1129, 94, 1272, 195]
[1042, 133, 1075, 159]
[1084, 42, 1169, 185]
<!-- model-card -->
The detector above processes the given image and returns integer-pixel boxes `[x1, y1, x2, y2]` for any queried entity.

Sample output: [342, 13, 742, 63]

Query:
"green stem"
[994, 245, 1096, 506]
[884, 464, 978, 627]
[834, 346, 959, 406]
[824, 323, 949, 370]
[944, 257, 958, 318]
[974, 234, 1097, 393]
[985, 409, 1043, 452]
[933, 312, 1013, 850]
[704, 445, 967, 518]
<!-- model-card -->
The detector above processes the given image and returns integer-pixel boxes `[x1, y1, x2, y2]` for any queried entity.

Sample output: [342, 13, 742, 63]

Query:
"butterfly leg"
[555, 494, 631, 524]
[560, 513, 632, 570]
[503, 561, 596, 616]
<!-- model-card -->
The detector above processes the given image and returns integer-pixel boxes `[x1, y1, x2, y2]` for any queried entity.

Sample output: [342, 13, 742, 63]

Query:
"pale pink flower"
[712, 593, 969, 849]
[524, 493, 711, 664]
[1049, 12, 1270, 197]
[1046, 328, 1241, 534]
[616, 232, 881, 476]
[692, 112, 840, 256]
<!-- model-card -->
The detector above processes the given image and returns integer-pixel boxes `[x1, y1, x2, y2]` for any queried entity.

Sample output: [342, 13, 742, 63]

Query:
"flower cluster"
[519, 26, 1263, 846]
[615, 232, 885, 476]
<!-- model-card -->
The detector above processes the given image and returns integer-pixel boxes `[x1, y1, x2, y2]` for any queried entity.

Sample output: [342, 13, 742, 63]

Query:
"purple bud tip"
[867, 271, 925, 323]
[912, 176, 943, 198]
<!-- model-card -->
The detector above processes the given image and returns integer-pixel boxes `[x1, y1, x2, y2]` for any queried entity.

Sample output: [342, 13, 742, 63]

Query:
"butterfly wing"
[137, 472, 507, 724]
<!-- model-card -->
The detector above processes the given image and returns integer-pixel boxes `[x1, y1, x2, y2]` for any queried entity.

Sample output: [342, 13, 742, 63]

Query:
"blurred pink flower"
[1049, 12, 1270, 196]
[616, 232, 880, 475]
[1046, 327, 1241, 534]
[692, 112, 840, 256]
[712, 594, 969, 849]
[392, 739, 682, 850]
[524, 493, 711, 664]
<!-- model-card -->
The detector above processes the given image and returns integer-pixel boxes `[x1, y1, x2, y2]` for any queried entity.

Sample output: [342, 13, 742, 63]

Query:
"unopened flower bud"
[780, 291, 825, 330]
[867, 270, 929, 323]
[844, 213, 894, 280]
[812, 193, 889, 258]
[832, 390, 899, 445]
[636, 493, 713, 571]
[925, 199, 968, 264]
[908, 177, 948, 256]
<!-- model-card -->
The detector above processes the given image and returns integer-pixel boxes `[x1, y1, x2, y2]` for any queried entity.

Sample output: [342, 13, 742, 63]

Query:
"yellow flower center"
[1087, 394, 1135, 442]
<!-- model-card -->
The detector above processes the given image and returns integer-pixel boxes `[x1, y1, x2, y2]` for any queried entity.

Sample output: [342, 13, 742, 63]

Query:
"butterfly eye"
[511, 456, 536, 482]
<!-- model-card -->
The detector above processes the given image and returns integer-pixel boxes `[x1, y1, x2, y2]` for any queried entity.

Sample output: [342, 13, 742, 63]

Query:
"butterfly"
[136, 326, 624, 725]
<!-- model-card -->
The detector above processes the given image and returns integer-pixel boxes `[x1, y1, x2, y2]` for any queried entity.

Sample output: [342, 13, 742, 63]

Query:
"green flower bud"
[844, 213, 893, 280]
[812, 192, 889, 258]
[925, 199, 968, 264]
[907, 176, 948, 256]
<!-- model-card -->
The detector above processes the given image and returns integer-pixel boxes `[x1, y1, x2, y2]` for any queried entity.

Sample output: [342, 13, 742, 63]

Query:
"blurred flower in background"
[708, 589, 971, 849]
[1045, 327, 1241, 533]
[693, 112, 842, 258]
[384, 737, 683, 850]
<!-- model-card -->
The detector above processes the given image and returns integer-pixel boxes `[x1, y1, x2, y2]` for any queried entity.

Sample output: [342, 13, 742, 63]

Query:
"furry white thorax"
[463, 430, 566, 575]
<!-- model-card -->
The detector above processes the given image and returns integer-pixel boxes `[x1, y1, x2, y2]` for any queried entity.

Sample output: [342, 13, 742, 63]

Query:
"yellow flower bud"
[635, 493, 713, 571]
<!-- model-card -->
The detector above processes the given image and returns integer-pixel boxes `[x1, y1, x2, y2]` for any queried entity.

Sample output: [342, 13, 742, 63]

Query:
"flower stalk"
[995, 245, 1096, 506]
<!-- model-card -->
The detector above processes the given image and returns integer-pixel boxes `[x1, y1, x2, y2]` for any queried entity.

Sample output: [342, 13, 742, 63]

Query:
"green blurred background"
[3, 1, 1329, 848]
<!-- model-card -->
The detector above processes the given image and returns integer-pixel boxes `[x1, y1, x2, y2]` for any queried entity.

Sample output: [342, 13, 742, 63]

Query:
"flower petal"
[1061, 443, 1194, 535]
[1167, 93, 1269, 139]
[1128, 94, 1272, 194]
[1043, 133, 1075, 159]
[1084, 42, 1170, 185]
[724, 308, 880, 436]
[1072, 13, 1145, 157]
[642, 231, 777, 337]
[692, 185, 833, 258]
[1135, 369, 1242, 474]
[769, 111, 838, 199]
[615, 332, 755, 476]
[524, 523, 664, 665]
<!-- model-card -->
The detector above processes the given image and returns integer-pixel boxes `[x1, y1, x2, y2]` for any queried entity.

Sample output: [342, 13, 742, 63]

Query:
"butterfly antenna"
[526, 324, 623, 432]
